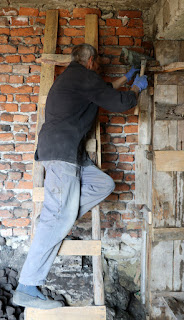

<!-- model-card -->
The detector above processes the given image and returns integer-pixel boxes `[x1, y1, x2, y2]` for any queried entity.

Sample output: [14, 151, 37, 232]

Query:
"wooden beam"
[58, 240, 101, 256]
[153, 227, 184, 241]
[25, 306, 106, 320]
[156, 72, 184, 85]
[155, 102, 184, 120]
[148, 62, 184, 73]
[155, 151, 184, 171]
[85, 14, 98, 50]
[36, 53, 71, 66]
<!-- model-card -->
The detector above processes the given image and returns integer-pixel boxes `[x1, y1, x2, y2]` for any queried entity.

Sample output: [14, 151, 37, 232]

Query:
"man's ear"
[86, 56, 93, 70]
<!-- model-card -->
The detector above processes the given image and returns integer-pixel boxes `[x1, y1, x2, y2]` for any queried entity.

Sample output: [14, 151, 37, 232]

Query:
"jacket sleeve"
[85, 70, 137, 112]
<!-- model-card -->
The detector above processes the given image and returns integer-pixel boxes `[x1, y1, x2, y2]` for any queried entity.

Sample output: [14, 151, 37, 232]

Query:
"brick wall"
[0, 7, 153, 241]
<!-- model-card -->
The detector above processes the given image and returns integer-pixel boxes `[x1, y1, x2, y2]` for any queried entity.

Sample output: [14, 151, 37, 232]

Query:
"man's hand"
[125, 66, 140, 82]
[131, 74, 148, 92]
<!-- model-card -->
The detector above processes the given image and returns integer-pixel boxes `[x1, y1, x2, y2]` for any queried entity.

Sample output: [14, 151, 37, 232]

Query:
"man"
[13, 44, 148, 309]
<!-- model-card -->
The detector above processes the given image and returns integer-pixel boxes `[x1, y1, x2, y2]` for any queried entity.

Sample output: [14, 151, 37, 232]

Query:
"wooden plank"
[154, 40, 181, 66]
[138, 89, 152, 145]
[58, 240, 101, 256]
[86, 138, 97, 153]
[154, 85, 178, 105]
[135, 145, 152, 209]
[141, 205, 152, 225]
[151, 241, 173, 291]
[36, 53, 71, 66]
[155, 151, 184, 171]
[152, 292, 184, 299]
[153, 121, 177, 150]
[148, 62, 184, 73]
[157, 72, 184, 85]
[25, 306, 106, 320]
[32, 10, 59, 238]
[153, 228, 184, 241]
[85, 14, 98, 50]
[155, 103, 184, 120]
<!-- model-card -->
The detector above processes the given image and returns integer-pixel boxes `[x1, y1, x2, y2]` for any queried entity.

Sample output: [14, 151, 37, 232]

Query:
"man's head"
[71, 44, 99, 72]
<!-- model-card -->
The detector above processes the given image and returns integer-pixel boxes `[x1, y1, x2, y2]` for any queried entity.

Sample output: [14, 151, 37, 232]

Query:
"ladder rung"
[58, 240, 101, 256]
[25, 306, 106, 320]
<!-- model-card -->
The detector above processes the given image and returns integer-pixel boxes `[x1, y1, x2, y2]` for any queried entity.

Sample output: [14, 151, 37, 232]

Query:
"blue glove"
[131, 74, 148, 92]
[125, 66, 140, 82]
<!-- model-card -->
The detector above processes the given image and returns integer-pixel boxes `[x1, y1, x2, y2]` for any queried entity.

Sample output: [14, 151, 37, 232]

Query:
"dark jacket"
[35, 61, 137, 165]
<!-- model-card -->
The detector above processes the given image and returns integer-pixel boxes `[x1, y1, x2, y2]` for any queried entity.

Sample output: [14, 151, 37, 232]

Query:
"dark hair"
[71, 43, 98, 66]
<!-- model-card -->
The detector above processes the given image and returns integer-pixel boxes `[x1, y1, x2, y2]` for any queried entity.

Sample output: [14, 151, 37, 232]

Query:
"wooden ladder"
[25, 9, 106, 320]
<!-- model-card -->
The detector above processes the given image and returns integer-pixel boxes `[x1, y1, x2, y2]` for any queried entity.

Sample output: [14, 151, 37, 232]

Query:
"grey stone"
[116, 309, 134, 319]
[2, 284, 13, 291]
[6, 306, 15, 316]
[0, 276, 7, 284]
[0, 269, 5, 277]
[9, 270, 18, 279]
[0, 310, 4, 317]
[0, 296, 8, 304]
[8, 277, 17, 288]
[106, 307, 115, 320]
[19, 313, 24, 320]
[128, 294, 146, 320]
[106, 284, 130, 311]
[8, 316, 17, 320]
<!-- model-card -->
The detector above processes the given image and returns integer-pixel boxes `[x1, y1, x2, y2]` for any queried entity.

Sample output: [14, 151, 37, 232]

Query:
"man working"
[13, 44, 148, 309]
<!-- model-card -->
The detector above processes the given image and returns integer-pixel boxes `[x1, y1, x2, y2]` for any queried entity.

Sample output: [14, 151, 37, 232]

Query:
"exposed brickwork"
[0, 6, 153, 240]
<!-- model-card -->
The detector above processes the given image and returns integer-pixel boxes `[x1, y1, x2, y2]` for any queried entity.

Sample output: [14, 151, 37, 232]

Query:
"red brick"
[13, 114, 29, 122]
[69, 18, 85, 26]
[11, 16, 28, 26]
[109, 171, 124, 181]
[14, 133, 27, 141]
[62, 47, 72, 54]
[4, 154, 22, 161]
[0, 210, 13, 218]
[101, 162, 116, 170]
[127, 115, 138, 123]
[26, 75, 40, 83]
[102, 154, 118, 162]
[103, 36, 118, 46]
[106, 19, 122, 27]
[30, 114, 37, 122]
[111, 116, 126, 124]
[0, 17, 9, 26]
[106, 126, 122, 133]
[22, 153, 34, 161]
[118, 11, 142, 18]
[19, 7, 39, 16]
[0, 162, 10, 170]
[0, 103, 5, 111]
[58, 18, 68, 26]
[128, 18, 143, 28]
[17, 181, 33, 189]
[15, 94, 30, 102]
[18, 45, 35, 54]
[1, 85, 32, 94]
[35, 17, 46, 25]
[5, 55, 21, 63]
[0, 144, 14, 152]
[72, 37, 85, 45]
[0, 74, 9, 83]
[9, 75, 23, 84]
[129, 144, 136, 152]
[0, 35, 8, 43]
[0, 190, 14, 201]
[115, 183, 130, 192]
[0, 44, 16, 53]
[0, 65, 12, 73]
[0, 8, 18, 16]
[99, 28, 115, 36]
[23, 172, 32, 180]
[2, 218, 30, 227]
[8, 171, 22, 180]
[131, 47, 145, 54]
[13, 65, 29, 74]
[24, 36, 41, 45]
[58, 9, 71, 18]
[73, 8, 101, 18]
[0, 132, 13, 141]
[117, 163, 132, 170]
[116, 27, 144, 37]
[119, 154, 134, 162]
[108, 229, 122, 238]
[5, 181, 16, 189]
[142, 41, 153, 49]
[14, 124, 29, 133]
[7, 95, 13, 102]
[1, 113, 13, 122]
[124, 125, 138, 133]
[101, 134, 110, 143]
[10, 27, 42, 37]
[117, 146, 129, 153]
[103, 144, 116, 153]
[111, 137, 125, 144]
[13, 228, 28, 236]
[119, 37, 134, 46]
[64, 28, 84, 37]
[99, 115, 109, 123]
[57, 36, 71, 45]
[30, 96, 38, 103]
[103, 47, 122, 56]
[14, 208, 28, 217]
[131, 183, 135, 190]
[30, 65, 41, 73]
[17, 192, 31, 200]
[15, 143, 34, 152]
[126, 134, 138, 143]
[21, 54, 35, 63]
[0, 28, 10, 35]
[106, 193, 119, 201]
[134, 38, 142, 46]
[0, 95, 6, 102]
[125, 173, 135, 181]
[11, 162, 25, 171]
[20, 103, 36, 112]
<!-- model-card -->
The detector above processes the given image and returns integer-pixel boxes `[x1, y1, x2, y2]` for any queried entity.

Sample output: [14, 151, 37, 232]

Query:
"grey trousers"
[19, 160, 115, 285]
